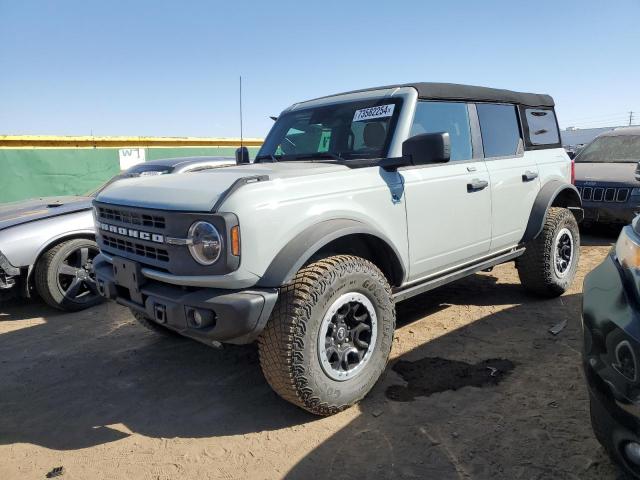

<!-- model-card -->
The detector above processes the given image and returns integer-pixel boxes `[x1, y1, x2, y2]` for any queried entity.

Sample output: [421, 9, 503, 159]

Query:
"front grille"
[605, 188, 616, 202]
[617, 188, 630, 202]
[102, 234, 169, 262]
[577, 185, 630, 203]
[593, 187, 604, 202]
[98, 206, 166, 229]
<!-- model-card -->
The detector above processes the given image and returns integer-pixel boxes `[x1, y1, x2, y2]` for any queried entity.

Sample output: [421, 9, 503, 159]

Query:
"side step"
[392, 248, 525, 303]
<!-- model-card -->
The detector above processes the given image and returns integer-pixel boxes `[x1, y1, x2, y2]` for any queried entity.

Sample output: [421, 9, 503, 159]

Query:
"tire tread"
[258, 255, 394, 416]
[516, 207, 579, 297]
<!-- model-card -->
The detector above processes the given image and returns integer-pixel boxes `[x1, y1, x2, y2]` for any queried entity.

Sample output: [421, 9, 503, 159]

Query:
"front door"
[402, 101, 492, 281]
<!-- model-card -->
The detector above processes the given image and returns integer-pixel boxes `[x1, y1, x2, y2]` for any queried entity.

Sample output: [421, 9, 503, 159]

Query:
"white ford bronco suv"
[93, 83, 582, 415]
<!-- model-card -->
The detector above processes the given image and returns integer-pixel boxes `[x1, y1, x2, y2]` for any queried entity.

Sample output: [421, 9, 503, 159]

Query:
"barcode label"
[353, 104, 395, 122]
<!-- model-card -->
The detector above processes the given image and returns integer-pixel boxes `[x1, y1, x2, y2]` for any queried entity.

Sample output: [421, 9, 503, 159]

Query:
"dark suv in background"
[584, 217, 640, 478]
[575, 128, 640, 225]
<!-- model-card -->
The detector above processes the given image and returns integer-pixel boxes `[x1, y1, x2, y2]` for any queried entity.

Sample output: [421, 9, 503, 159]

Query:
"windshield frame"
[575, 134, 640, 164]
[257, 97, 405, 163]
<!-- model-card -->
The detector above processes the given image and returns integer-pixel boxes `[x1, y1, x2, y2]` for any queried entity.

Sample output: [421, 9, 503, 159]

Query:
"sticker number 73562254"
[352, 104, 395, 122]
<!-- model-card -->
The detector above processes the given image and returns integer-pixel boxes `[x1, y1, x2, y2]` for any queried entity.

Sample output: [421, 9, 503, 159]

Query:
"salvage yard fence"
[0, 136, 263, 204]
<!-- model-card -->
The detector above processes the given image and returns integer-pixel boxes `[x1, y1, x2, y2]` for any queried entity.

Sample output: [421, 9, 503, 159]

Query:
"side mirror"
[235, 147, 250, 165]
[402, 132, 451, 166]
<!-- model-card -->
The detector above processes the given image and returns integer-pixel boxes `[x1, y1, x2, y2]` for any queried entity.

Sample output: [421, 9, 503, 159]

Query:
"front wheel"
[517, 207, 580, 297]
[258, 255, 395, 416]
[34, 238, 103, 311]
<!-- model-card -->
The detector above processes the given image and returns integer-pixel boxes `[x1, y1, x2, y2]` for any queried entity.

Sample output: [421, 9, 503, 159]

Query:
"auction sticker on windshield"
[353, 104, 395, 122]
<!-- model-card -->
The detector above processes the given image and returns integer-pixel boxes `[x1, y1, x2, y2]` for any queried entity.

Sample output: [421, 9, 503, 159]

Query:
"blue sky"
[1, 0, 639, 138]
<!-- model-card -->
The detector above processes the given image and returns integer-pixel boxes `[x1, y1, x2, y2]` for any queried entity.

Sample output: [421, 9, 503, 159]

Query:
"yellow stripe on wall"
[0, 135, 264, 149]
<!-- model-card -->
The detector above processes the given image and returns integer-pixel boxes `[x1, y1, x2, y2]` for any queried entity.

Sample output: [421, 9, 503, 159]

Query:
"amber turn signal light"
[231, 226, 241, 256]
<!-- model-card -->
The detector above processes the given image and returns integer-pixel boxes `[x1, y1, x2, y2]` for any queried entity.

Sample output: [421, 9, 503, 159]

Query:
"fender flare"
[521, 181, 583, 243]
[255, 219, 406, 288]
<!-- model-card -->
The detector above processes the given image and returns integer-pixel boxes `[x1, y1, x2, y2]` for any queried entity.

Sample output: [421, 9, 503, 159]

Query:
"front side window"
[410, 101, 472, 161]
[576, 135, 640, 163]
[525, 108, 560, 145]
[256, 99, 402, 162]
[477, 104, 522, 158]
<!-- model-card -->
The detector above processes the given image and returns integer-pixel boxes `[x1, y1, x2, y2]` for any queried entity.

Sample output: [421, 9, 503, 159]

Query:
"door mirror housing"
[235, 147, 250, 165]
[402, 132, 451, 166]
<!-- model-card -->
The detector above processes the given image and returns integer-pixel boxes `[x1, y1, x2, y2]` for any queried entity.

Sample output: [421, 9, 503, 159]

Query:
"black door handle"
[522, 170, 539, 182]
[467, 179, 489, 192]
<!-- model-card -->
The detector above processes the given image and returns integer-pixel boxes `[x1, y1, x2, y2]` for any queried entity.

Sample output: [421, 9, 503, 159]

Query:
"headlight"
[188, 221, 222, 265]
[616, 225, 640, 269]
[92, 207, 100, 227]
[632, 187, 640, 196]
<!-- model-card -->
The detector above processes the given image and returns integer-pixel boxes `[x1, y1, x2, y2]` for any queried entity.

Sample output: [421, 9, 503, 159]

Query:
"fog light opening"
[193, 310, 203, 327]
[615, 340, 638, 382]
[186, 307, 216, 329]
[624, 441, 640, 467]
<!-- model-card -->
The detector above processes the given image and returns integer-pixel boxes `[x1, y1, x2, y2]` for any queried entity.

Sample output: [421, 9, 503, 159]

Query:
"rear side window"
[476, 104, 521, 158]
[410, 101, 472, 161]
[524, 108, 560, 146]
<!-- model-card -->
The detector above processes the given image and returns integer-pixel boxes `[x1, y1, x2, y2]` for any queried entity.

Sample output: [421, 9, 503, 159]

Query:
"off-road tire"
[258, 255, 395, 416]
[34, 238, 103, 311]
[517, 207, 580, 297]
[130, 309, 180, 337]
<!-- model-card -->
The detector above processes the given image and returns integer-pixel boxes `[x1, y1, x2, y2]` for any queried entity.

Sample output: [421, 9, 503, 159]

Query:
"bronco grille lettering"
[99, 222, 164, 244]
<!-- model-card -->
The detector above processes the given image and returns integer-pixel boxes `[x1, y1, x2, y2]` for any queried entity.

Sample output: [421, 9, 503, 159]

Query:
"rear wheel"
[34, 238, 103, 311]
[517, 207, 580, 297]
[258, 255, 395, 415]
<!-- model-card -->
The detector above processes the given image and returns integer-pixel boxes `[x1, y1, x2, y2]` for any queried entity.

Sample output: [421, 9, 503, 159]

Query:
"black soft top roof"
[317, 82, 555, 108]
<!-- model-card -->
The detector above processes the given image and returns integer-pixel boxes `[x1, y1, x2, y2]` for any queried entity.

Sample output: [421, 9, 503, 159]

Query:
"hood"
[0, 196, 93, 231]
[96, 162, 350, 212]
[575, 162, 640, 185]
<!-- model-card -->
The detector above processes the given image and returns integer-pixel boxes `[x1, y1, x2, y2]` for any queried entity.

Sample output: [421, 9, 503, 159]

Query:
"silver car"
[0, 156, 235, 310]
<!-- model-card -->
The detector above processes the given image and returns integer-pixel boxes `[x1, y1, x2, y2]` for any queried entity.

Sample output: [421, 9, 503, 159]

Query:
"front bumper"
[0, 250, 20, 291]
[583, 202, 639, 224]
[583, 252, 640, 475]
[94, 254, 278, 345]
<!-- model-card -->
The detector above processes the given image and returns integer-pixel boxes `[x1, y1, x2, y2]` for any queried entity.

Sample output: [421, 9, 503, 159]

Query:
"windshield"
[256, 98, 403, 162]
[576, 135, 640, 163]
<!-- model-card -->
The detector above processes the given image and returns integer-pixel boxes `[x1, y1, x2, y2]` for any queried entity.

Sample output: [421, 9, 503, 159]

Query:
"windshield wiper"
[255, 154, 280, 163]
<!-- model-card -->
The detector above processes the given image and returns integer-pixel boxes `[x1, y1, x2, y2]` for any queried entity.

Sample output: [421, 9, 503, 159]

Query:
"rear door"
[477, 103, 541, 251]
[402, 101, 492, 281]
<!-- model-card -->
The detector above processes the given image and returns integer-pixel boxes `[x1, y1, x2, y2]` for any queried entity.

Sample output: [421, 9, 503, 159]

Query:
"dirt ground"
[0, 229, 626, 479]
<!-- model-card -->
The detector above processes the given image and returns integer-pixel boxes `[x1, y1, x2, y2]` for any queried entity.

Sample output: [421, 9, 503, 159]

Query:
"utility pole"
[630, 111, 634, 126]
[239, 76, 243, 149]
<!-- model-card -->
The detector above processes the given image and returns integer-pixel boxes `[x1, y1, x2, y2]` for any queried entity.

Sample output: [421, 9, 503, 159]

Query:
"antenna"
[239, 76, 243, 149]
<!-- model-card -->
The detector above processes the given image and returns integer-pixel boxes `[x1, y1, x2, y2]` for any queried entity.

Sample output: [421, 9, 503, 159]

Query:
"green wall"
[0, 147, 260, 204]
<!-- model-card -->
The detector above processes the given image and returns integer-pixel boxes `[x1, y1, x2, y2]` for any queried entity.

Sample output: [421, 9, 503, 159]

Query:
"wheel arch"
[26, 230, 96, 286]
[521, 181, 583, 243]
[256, 219, 406, 288]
